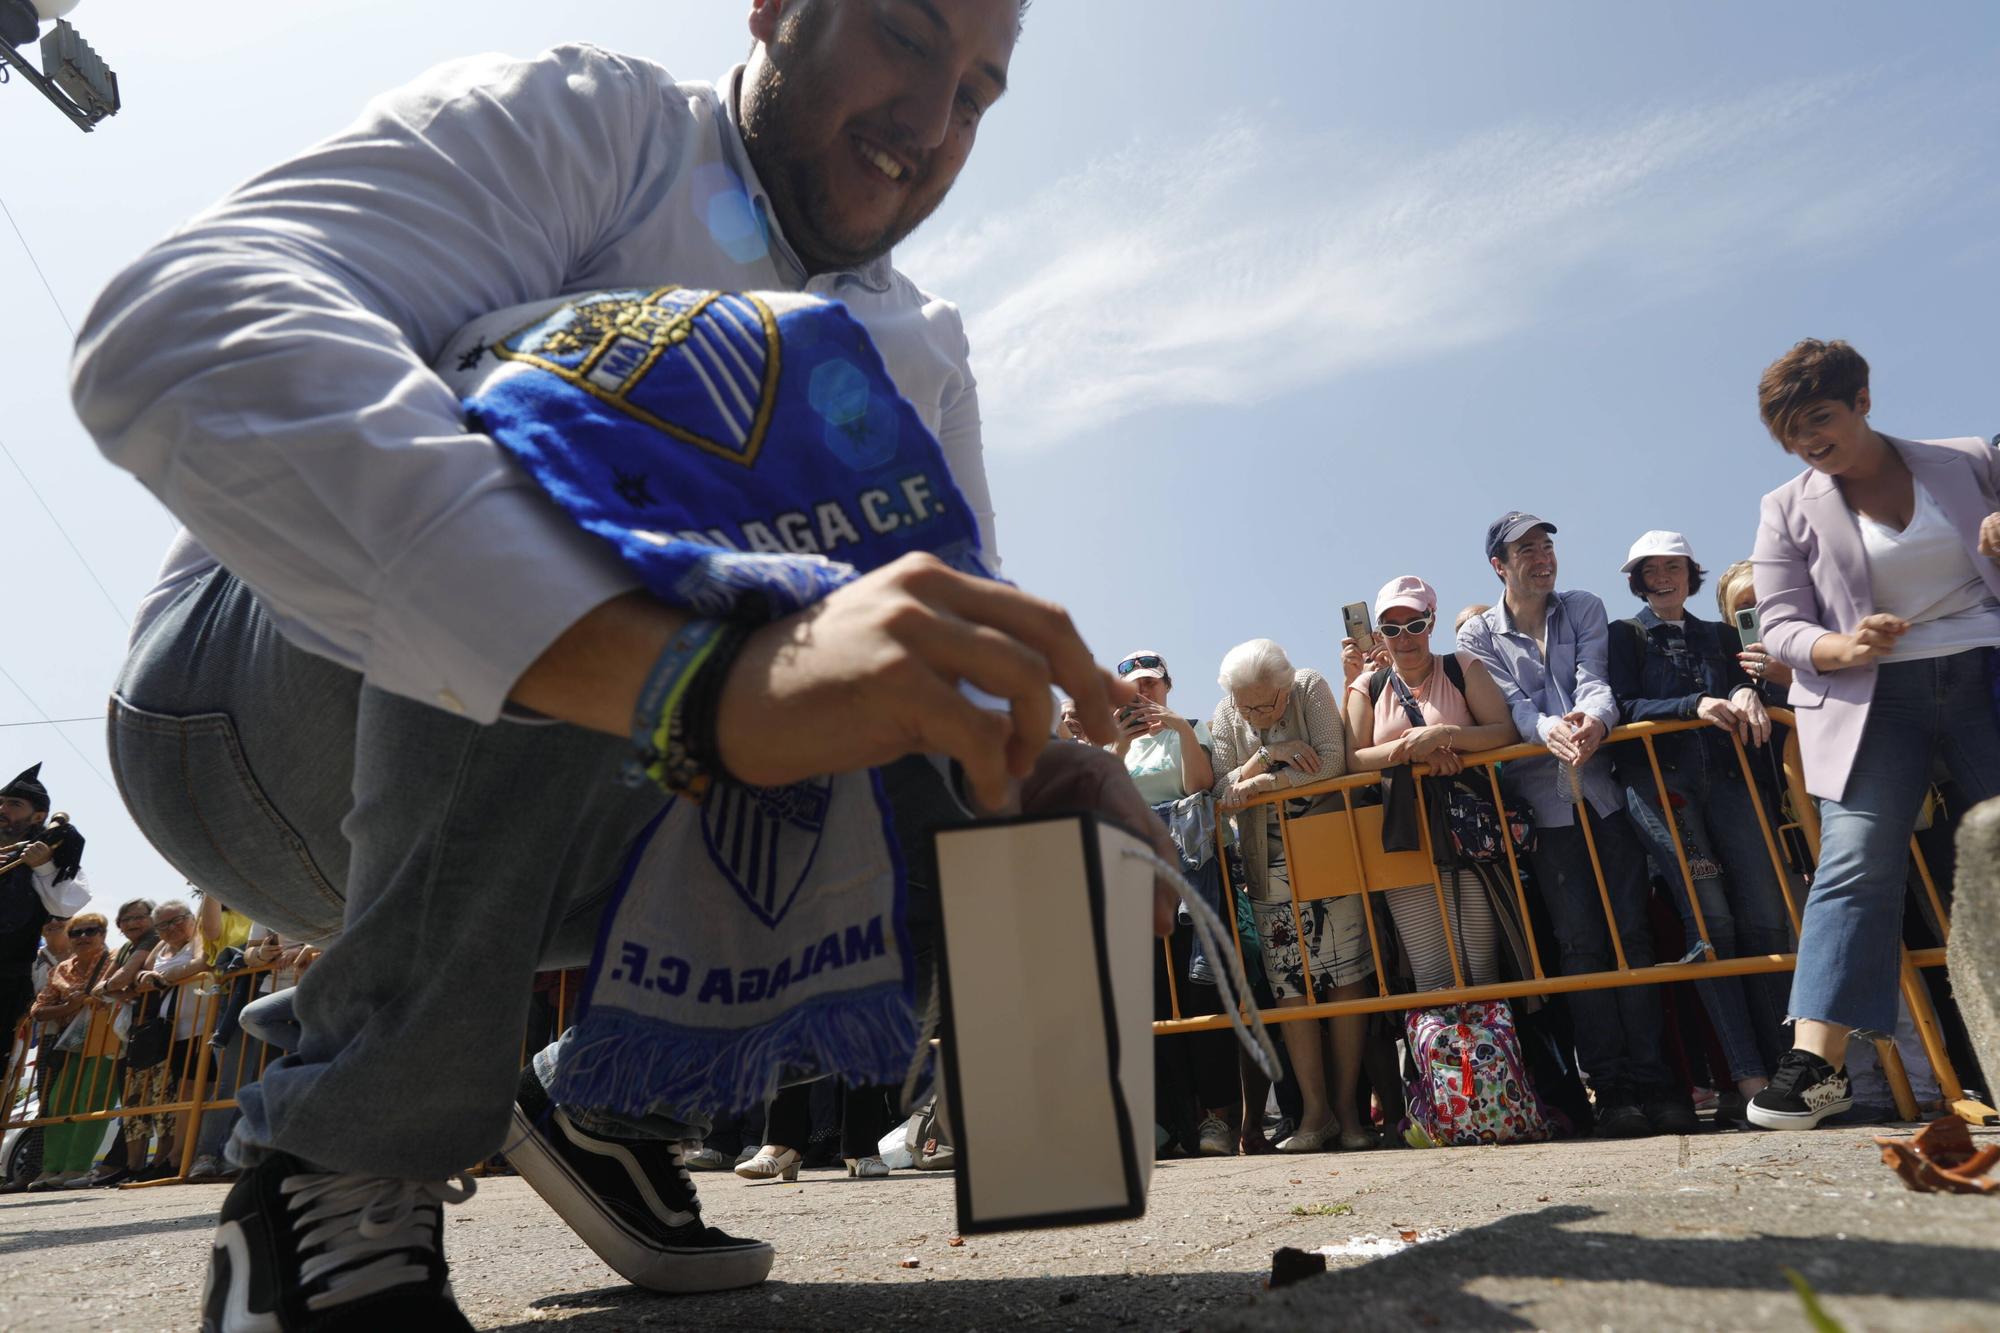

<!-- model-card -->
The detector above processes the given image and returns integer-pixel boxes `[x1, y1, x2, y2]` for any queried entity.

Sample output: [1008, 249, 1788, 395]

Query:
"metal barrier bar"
[1637, 732, 1717, 956]
[1487, 763, 1546, 980]
[1729, 730, 1804, 933]
[1, 960, 301, 1187]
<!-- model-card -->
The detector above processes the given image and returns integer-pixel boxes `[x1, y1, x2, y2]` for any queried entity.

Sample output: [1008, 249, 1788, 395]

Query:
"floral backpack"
[1401, 999, 1557, 1148]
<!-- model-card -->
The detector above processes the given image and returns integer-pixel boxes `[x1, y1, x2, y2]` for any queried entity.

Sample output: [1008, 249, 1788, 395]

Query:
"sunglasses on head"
[1116, 655, 1166, 677]
[1378, 616, 1434, 639]
[67, 926, 104, 939]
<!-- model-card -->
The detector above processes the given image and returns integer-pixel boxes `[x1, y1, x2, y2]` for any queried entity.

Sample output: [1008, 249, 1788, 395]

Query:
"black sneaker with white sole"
[505, 1066, 775, 1293]
[200, 1151, 474, 1332]
[1746, 1050, 1853, 1130]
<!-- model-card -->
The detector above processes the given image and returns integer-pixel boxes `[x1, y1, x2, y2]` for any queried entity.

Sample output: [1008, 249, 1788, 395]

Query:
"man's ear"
[1853, 385, 1872, 418]
[1490, 556, 1507, 584]
[747, 0, 789, 45]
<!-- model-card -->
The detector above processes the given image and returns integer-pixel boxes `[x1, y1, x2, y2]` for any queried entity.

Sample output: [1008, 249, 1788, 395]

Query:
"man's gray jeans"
[109, 569, 696, 1178]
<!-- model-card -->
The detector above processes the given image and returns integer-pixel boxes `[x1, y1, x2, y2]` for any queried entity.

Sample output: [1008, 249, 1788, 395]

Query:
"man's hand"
[1543, 716, 1581, 764]
[17, 841, 51, 869]
[1018, 742, 1179, 935]
[1980, 511, 2000, 559]
[1562, 712, 1607, 765]
[717, 554, 1129, 810]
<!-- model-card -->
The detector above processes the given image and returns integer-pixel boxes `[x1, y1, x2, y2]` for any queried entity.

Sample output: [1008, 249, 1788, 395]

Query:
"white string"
[1120, 844, 1282, 1081]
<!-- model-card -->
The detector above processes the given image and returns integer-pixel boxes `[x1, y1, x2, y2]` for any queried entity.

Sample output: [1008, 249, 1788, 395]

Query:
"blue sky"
[2, 1, 1996, 920]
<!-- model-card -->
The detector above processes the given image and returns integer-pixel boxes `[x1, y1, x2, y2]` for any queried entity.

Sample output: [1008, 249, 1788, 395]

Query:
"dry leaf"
[947, 1237, 965, 1248]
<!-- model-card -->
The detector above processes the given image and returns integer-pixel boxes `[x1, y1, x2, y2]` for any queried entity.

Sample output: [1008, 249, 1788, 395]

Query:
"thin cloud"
[902, 76, 1970, 448]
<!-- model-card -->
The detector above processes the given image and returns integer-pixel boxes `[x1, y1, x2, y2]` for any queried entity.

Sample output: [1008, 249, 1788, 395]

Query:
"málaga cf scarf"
[440, 287, 990, 1118]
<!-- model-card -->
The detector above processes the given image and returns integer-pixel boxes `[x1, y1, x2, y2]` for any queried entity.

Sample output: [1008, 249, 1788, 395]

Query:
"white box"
[933, 812, 1155, 1233]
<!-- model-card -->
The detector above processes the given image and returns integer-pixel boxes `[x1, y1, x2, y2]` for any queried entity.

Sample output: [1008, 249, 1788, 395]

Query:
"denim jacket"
[1606, 607, 1753, 774]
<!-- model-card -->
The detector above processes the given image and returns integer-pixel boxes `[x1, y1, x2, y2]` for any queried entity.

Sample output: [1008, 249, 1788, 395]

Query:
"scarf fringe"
[551, 982, 919, 1120]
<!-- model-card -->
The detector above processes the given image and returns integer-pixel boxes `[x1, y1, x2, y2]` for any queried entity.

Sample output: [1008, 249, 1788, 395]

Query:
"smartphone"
[1733, 606, 1762, 645]
[1341, 601, 1376, 652]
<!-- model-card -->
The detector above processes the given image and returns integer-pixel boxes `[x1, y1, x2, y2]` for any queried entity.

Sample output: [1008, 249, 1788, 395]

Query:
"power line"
[0, 428, 130, 628]
[0, 661, 115, 794]
[0, 185, 129, 628]
[0, 716, 99, 727]
[0, 186, 76, 336]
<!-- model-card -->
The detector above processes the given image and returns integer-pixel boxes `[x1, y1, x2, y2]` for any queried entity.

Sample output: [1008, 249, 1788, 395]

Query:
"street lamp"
[0, 0, 120, 131]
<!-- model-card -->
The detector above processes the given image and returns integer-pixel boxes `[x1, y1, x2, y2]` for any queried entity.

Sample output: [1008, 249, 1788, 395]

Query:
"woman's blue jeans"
[1624, 755, 1793, 1082]
[1792, 649, 2000, 1037]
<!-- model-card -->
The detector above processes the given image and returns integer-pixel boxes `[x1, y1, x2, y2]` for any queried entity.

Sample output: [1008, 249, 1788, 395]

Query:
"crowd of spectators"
[2, 889, 316, 1190]
[5, 338, 1994, 1196]
[1085, 338, 1991, 1153]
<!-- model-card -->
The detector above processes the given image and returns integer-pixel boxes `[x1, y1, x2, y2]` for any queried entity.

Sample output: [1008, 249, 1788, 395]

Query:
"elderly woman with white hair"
[1210, 638, 1373, 1152]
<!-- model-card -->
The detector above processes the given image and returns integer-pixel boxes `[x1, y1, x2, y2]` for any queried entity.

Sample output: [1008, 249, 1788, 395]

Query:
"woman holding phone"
[1746, 338, 2000, 1130]
[1110, 651, 1245, 1156]
[1607, 532, 1791, 1119]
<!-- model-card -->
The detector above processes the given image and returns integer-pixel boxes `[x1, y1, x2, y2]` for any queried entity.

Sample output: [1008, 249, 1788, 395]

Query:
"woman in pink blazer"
[1746, 339, 2000, 1130]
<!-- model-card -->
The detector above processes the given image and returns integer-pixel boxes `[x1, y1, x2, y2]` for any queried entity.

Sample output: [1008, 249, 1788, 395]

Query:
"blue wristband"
[626, 618, 723, 769]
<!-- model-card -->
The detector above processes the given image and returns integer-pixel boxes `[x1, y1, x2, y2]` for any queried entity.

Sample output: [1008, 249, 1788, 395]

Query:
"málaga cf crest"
[495, 287, 782, 467]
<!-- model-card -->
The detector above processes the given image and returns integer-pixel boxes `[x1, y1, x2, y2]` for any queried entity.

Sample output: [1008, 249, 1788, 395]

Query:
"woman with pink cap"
[1342, 576, 1522, 991]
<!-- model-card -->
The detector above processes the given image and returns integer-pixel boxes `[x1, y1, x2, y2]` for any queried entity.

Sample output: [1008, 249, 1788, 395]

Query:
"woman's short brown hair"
[1758, 339, 1869, 444]
[67, 912, 107, 935]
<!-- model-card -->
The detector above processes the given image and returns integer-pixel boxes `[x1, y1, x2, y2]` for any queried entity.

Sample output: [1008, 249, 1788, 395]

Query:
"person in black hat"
[0, 763, 91, 1034]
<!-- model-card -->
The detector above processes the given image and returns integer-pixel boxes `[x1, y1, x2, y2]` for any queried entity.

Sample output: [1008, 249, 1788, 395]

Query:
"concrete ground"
[3, 1125, 1996, 1331]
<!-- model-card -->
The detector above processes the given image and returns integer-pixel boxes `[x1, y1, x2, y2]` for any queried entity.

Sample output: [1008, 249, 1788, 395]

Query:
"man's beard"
[741, 41, 941, 272]
[0, 815, 42, 845]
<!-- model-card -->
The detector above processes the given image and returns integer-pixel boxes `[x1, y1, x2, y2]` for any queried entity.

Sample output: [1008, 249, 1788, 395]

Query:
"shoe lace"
[281, 1171, 476, 1311]
[665, 1141, 698, 1204]
[1766, 1051, 1822, 1098]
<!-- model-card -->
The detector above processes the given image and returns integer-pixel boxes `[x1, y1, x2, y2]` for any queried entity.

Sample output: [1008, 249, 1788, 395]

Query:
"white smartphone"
[1733, 606, 1762, 645]
[1341, 601, 1376, 652]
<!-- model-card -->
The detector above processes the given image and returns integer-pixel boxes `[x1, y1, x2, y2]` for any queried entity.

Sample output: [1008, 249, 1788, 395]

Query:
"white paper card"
[934, 812, 1154, 1232]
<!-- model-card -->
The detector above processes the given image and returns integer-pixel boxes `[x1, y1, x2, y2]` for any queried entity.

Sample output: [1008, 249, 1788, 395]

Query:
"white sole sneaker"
[1745, 1091, 1854, 1131]
[506, 1070, 774, 1293]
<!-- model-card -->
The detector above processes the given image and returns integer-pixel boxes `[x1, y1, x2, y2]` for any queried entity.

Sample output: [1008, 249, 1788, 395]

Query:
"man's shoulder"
[876, 267, 969, 340]
[1557, 589, 1609, 623]
[399, 43, 702, 128]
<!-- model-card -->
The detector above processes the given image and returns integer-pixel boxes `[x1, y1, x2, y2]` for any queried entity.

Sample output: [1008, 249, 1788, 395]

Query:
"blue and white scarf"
[441, 287, 991, 1118]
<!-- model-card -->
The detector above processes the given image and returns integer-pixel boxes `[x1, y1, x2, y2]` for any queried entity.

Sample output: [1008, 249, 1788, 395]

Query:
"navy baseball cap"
[1485, 511, 1556, 560]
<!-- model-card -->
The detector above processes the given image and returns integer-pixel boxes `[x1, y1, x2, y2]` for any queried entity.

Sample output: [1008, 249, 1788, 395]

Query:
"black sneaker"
[1746, 1051, 1853, 1130]
[200, 1151, 473, 1332]
[1641, 1087, 1701, 1135]
[1593, 1085, 1654, 1139]
[505, 1066, 774, 1293]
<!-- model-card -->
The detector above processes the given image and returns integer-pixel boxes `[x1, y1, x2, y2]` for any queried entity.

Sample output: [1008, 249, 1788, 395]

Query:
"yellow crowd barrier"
[1153, 710, 1998, 1128]
[2, 959, 294, 1186]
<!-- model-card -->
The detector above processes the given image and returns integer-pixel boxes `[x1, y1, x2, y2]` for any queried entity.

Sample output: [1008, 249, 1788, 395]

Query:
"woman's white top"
[1858, 481, 2000, 662]
[152, 938, 205, 1039]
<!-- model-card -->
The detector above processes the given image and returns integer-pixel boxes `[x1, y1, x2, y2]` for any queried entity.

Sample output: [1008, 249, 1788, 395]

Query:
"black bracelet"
[680, 619, 758, 783]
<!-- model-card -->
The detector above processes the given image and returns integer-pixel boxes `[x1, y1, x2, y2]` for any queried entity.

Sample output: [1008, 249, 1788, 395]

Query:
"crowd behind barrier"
[1118, 501, 1999, 1155]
